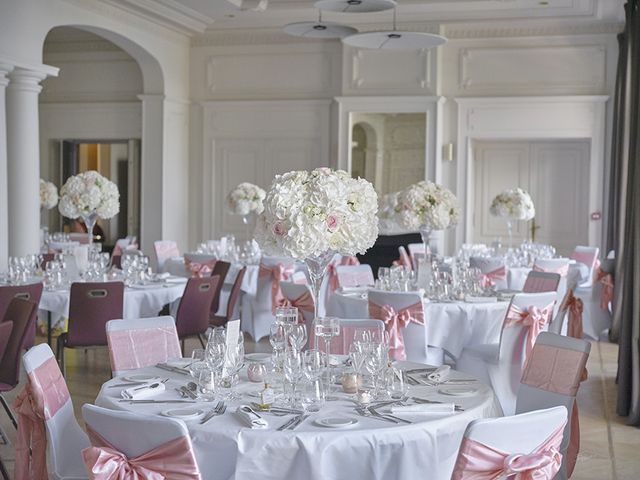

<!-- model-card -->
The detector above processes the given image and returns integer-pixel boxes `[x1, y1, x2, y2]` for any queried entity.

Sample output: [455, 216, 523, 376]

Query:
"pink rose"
[326, 214, 339, 231]
[273, 222, 286, 236]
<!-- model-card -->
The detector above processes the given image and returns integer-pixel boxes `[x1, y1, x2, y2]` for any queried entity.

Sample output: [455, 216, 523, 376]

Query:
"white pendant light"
[313, 0, 396, 14]
[342, 7, 446, 50]
[283, 11, 358, 39]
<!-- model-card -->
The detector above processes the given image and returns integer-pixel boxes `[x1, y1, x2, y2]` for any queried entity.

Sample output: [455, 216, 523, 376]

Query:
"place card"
[223, 319, 241, 376]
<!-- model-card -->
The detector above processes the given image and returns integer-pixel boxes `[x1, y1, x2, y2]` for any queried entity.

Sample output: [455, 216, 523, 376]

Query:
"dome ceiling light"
[283, 11, 358, 39]
[313, 0, 397, 14]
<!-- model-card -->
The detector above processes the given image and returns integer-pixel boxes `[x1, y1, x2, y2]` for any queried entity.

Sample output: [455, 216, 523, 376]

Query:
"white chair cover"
[154, 240, 181, 273]
[533, 258, 570, 307]
[570, 246, 600, 288]
[469, 256, 508, 291]
[456, 292, 557, 416]
[336, 265, 374, 288]
[407, 243, 425, 270]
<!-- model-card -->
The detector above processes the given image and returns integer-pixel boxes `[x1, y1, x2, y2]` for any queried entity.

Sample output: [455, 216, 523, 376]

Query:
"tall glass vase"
[81, 212, 99, 246]
[304, 250, 336, 323]
[241, 212, 255, 241]
[505, 219, 514, 250]
[419, 225, 432, 259]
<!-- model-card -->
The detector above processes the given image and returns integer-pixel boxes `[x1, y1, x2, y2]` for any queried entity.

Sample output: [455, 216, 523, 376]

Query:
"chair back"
[336, 265, 374, 288]
[39, 253, 56, 270]
[106, 317, 182, 375]
[0, 298, 38, 387]
[397, 246, 412, 269]
[451, 406, 568, 480]
[175, 276, 219, 338]
[570, 246, 600, 288]
[280, 281, 316, 334]
[334, 319, 384, 355]
[154, 240, 180, 272]
[469, 256, 508, 290]
[67, 282, 124, 347]
[0, 322, 13, 364]
[112, 237, 135, 256]
[516, 332, 590, 479]
[533, 258, 570, 304]
[290, 271, 308, 285]
[523, 271, 561, 293]
[82, 404, 201, 479]
[22, 344, 90, 479]
[210, 260, 231, 315]
[367, 290, 426, 362]
[211, 267, 246, 327]
[407, 243, 426, 270]
[255, 256, 295, 313]
[0, 282, 43, 349]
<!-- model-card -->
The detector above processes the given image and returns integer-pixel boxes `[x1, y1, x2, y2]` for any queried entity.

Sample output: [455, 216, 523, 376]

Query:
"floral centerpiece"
[58, 170, 119, 244]
[226, 182, 266, 216]
[40, 179, 59, 210]
[255, 167, 378, 315]
[489, 188, 535, 247]
[395, 180, 460, 249]
[378, 191, 403, 234]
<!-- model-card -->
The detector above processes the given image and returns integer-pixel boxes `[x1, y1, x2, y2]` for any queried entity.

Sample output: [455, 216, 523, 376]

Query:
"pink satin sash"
[259, 263, 294, 313]
[504, 303, 554, 360]
[533, 263, 569, 278]
[480, 265, 508, 289]
[108, 327, 182, 373]
[83, 425, 201, 480]
[560, 289, 584, 340]
[14, 357, 70, 480]
[452, 421, 566, 480]
[595, 268, 614, 310]
[184, 259, 216, 278]
[368, 302, 424, 361]
[281, 290, 315, 324]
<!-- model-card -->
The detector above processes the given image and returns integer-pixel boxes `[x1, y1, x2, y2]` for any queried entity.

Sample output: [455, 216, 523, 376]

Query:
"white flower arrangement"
[226, 182, 266, 216]
[58, 170, 120, 220]
[40, 179, 59, 210]
[255, 167, 379, 259]
[490, 188, 535, 221]
[395, 180, 460, 231]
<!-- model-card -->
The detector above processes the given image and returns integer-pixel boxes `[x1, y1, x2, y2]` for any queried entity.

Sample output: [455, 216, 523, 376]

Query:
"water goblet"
[288, 324, 307, 352]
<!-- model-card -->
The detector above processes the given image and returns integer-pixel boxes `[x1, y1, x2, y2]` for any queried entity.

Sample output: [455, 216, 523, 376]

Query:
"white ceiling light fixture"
[283, 11, 358, 39]
[313, 0, 396, 14]
[342, 6, 446, 50]
[226, 0, 269, 13]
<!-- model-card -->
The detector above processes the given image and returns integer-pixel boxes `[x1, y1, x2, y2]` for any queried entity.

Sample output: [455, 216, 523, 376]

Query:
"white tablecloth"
[96, 362, 501, 480]
[328, 292, 509, 361]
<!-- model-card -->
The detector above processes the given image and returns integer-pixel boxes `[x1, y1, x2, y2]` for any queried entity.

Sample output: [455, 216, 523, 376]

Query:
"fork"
[355, 407, 397, 423]
[200, 401, 225, 424]
[368, 406, 412, 424]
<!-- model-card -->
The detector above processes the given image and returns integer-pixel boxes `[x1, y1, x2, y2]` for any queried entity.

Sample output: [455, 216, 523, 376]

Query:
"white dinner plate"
[314, 417, 358, 428]
[437, 386, 478, 397]
[161, 408, 204, 420]
[245, 353, 272, 363]
[122, 374, 161, 383]
[165, 277, 188, 284]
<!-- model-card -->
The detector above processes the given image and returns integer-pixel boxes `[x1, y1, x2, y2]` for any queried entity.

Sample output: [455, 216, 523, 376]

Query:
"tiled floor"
[0, 337, 638, 479]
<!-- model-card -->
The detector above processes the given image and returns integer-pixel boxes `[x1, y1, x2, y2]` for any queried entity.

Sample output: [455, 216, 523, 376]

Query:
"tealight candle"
[341, 372, 361, 394]
[247, 363, 267, 383]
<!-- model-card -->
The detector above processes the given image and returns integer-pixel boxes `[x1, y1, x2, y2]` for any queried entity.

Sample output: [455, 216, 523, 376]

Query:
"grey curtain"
[608, 0, 640, 425]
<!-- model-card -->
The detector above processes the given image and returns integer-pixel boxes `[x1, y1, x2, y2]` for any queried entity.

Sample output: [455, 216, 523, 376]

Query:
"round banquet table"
[327, 291, 509, 361]
[95, 361, 501, 480]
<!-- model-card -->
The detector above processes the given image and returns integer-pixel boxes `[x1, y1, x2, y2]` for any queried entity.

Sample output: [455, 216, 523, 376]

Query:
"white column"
[0, 63, 13, 269]
[6, 67, 47, 256]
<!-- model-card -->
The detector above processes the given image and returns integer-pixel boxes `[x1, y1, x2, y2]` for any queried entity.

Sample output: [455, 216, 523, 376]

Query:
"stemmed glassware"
[313, 317, 340, 387]
[287, 324, 307, 353]
[282, 350, 304, 407]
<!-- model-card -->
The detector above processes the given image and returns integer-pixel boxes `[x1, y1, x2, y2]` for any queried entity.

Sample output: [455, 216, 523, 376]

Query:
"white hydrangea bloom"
[226, 182, 266, 215]
[58, 170, 120, 220]
[39, 179, 59, 210]
[395, 180, 460, 231]
[489, 188, 535, 221]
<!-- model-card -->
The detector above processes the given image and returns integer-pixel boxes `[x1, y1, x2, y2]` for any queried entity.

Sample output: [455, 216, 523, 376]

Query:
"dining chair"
[0, 282, 43, 349]
[153, 240, 180, 273]
[456, 291, 557, 416]
[0, 298, 38, 430]
[39, 253, 56, 270]
[336, 264, 375, 289]
[533, 257, 570, 306]
[280, 281, 315, 328]
[174, 276, 219, 349]
[549, 288, 584, 338]
[57, 282, 125, 375]
[19, 343, 90, 480]
[209, 260, 231, 317]
[574, 249, 612, 340]
[451, 406, 568, 480]
[395, 246, 412, 269]
[106, 316, 182, 376]
[570, 246, 600, 288]
[367, 290, 427, 363]
[407, 243, 426, 270]
[516, 332, 590, 480]
[211, 267, 246, 327]
[333, 319, 384, 355]
[522, 271, 561, 294]
[325, 253, 358, 311]
[82, 404, 201, 479]
[469, 256, 508, 291]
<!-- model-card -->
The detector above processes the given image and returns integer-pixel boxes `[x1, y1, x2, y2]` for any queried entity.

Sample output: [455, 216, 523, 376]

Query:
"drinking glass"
[288, 324, 307, 352]
[303, 349, 324, 382]
[197, 368, 216, 401]
[269, 323, 287, 352]
[282, 351, 303, 407]
[300, 379, 325, 412]
[313, 317, 340, 386]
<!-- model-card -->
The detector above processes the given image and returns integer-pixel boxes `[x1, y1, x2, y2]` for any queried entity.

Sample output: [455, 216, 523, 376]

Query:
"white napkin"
[428, 365, 451, 383]
[235, 405, 268, 429]
[154, 272, 170, 280]
[121, 382, 166, 400]
[338, 286, 370, 294]
[465, 296, 498, 303]
[391, 403, 455, 415]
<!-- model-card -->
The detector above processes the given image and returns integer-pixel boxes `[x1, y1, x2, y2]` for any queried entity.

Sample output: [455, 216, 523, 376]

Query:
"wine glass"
[303, 349, 324, 382]
[269, 323, 287, 352]
[288, 324, 307, 352]
[197, 368, 216, 401]
[282, 350, 303, 407]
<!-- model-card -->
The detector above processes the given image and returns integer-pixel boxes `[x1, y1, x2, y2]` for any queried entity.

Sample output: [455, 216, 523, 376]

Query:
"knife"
[277, 416, 299, 431]
[289, 414, 309, 430]
[156, 364, 189, 375]
[118, 399, 197, 404]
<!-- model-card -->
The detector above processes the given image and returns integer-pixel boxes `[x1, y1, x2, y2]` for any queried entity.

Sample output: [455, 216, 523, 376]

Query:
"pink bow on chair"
[368, 302, 424, 361]
[561, 289, 584, 340]
[184, 259, 216, 278]
[595, 268, 614, 310]
[452, 421, 566, 480]
[479, 265, 507, 289]
[259, 263, 295, 313]
[280, 290, 315, 324]
[83, 426, 201, 480]
[504, 303, 554, 360]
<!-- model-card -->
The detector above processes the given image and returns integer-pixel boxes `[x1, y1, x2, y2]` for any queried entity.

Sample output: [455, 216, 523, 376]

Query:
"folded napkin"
[338, 286, 370, 294]
[391, 403, 455, 415]
[465, 296, 498, 303]
[428, 365, 451, 383]
[235, 405, 268, 429]
[154, 272, 170, 280]
[121, 382, 166, 400]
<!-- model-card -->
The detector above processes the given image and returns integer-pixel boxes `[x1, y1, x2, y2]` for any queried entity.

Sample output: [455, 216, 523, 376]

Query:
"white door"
[472, 140, 590, 256]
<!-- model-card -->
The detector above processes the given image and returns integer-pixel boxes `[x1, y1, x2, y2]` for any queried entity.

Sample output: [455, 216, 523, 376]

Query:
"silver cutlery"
[110, 378, 169, 389]
[355, 407, 396, 423]
[277, 415, 300, 431]
[289, 414, 309, 430]
[156, 364, 190, 375]
[118, 399, 197, 404]
[180, 385, 198, 400]
[411, 397, 464, 412]
[200, 401, 225, 424]
[368, 406, 412, 424]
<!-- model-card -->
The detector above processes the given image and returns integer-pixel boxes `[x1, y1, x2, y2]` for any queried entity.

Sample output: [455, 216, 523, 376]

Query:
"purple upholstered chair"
[57, 282, 124, 374]
[39, 253, 56, 270]
[0, 298, 38, 430]
[210, 261, 231, 317]
[211, 267, 246, 328]
[0, 282, 43, 349]
[175, 276, 219, 348]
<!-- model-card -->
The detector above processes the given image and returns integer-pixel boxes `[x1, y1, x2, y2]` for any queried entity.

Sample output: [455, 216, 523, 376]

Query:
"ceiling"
[101, 0, 624, 35]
